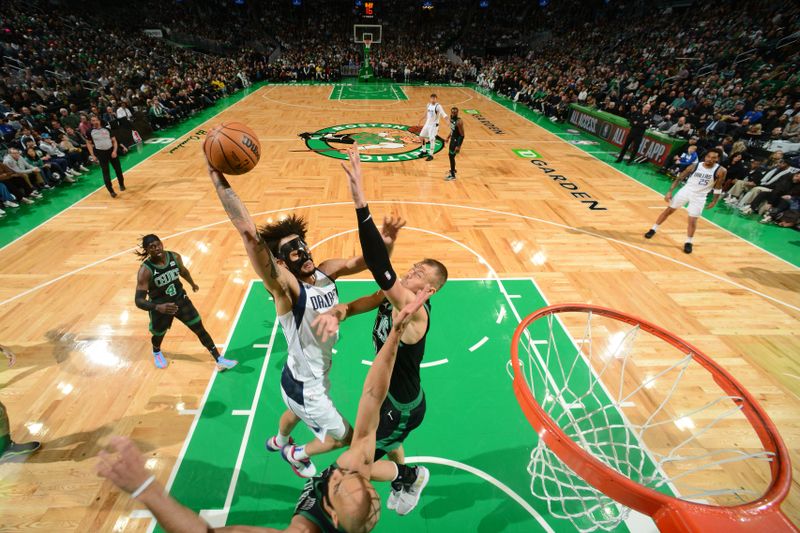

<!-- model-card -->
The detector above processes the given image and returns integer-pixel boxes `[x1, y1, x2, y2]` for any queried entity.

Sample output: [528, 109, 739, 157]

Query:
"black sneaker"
[0, 441, 41, 463]
[644, 229, 656, 239]
[110, 191, 117, 198]
[683, 242, 693, 254]
[425, 155, 433, 161]
[119, 184, 126, 191]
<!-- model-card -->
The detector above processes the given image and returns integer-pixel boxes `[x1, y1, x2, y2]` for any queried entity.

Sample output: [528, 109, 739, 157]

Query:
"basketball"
[204, 122, 261, 175]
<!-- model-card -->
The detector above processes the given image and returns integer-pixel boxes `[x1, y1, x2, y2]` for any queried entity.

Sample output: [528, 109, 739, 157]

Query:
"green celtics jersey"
[294, 465, 346, 532]
[143, 251, 184, 303]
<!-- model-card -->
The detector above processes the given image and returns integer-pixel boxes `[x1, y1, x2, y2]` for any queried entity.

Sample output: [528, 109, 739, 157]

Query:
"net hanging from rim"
[509, 304, 794, 533]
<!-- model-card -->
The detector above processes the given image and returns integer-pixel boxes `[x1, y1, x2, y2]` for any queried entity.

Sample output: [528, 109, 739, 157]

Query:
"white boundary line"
[406, 455, 556, 533]
[0, 86, 265, 255]
[143, 279, 255, 532]
[203, 318, 281, 525]
[468, 336, 489, 352]
[472, 87, 798, 270]
[2, 201, 797, 312]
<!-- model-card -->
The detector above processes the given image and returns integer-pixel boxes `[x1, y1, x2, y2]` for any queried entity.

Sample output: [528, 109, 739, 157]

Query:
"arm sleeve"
[355, 205, 396, 291]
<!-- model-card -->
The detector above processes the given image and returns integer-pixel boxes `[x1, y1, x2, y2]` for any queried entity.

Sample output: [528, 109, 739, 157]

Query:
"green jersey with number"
[144, 251, 184, 303]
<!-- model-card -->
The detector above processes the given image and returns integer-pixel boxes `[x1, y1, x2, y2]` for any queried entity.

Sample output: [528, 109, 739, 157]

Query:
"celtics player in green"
[444, 107, 465, 181]
[0, 345, 40, 463]
[322, 144, 448, 515]
[134, 235, 237, 371]
[97, 289, 434, 533]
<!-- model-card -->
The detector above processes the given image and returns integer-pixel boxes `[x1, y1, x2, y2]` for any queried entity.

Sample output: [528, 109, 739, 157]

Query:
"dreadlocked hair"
[134, 234, 161, 261]
[258, 214, 308, 256]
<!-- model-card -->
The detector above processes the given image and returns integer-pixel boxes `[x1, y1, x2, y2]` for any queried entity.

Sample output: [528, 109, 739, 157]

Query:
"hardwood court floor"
[0, 85, 797, 532]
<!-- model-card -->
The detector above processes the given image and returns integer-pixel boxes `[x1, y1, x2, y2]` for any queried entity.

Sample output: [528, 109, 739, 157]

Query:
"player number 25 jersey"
[682, 163, 720, 196]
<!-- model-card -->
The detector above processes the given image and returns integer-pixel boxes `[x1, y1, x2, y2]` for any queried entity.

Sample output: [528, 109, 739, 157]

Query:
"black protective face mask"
[278, 237, 312, 276]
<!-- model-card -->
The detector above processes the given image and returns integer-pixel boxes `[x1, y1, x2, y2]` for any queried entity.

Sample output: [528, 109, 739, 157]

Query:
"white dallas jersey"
[682, 162, 720, 195]
[278, 270, 339, 381]
[425, 103, 445, 126]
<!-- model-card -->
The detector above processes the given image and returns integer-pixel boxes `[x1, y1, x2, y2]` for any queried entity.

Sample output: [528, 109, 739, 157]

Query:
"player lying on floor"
[97, 288, 433, 533]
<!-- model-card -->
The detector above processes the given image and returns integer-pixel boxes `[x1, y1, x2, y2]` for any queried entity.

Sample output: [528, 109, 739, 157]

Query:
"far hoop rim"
[510, 303, 794, 531]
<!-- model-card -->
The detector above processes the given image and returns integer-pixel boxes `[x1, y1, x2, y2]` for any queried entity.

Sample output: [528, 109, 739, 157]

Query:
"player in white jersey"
[204, 152, 405, 478]
[644, 148, 727, 254]
[417, 93, 448, 161]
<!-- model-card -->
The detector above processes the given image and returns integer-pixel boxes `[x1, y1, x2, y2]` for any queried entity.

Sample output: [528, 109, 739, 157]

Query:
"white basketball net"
[513, 310, 775, 532]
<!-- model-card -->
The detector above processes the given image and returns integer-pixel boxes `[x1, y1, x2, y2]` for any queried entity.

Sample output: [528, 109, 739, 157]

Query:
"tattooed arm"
[205, 158, 294, 312]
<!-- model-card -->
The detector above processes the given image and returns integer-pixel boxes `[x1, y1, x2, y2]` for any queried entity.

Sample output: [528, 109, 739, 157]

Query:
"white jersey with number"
[682, 162, 720, 196]
[277, 270, 339, 381]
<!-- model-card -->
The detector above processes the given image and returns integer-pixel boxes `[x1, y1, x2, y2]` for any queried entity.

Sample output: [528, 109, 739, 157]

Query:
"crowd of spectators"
[1, 0, 797, 228]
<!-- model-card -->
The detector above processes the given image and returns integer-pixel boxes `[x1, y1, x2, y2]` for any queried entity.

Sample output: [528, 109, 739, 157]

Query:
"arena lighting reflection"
[25, 421, 44, 436]
[530, 251, 547, 266]
[511, 240, 524, 253]
[195, 241, 210, 254]
[80, 338, 126, 368]
[57, 382, 74, 395]
[119, 310, 129, 325]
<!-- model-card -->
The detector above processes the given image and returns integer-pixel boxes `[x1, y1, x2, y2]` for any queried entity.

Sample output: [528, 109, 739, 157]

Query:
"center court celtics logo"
[305, 123, 444, 163]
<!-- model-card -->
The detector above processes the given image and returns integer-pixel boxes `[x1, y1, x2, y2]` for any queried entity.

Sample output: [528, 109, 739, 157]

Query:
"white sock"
[429, 138, 435, 155]
[292, 445, 309, 460]
[275, 433, 290, 446]
[685, 236, 693, 244]
[651, 224, 659, 231]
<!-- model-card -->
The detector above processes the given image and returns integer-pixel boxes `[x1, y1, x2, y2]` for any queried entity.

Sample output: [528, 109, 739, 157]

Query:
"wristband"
[713, 189, 722, 195]
[131, 474, 156, 499]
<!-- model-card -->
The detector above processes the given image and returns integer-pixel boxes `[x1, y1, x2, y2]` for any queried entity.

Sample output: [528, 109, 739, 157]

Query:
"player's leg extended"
[179, 299, 237, 371]
[266, 409, 301, 452]
[645, 204, 678, 239]
[684, 216, 699, 254]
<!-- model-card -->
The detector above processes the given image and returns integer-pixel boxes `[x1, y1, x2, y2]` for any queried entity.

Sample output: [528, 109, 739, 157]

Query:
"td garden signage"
[305, 123, 444, 163]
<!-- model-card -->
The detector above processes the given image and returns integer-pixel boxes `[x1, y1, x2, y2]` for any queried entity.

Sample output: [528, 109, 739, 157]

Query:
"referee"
[86, 116, 125, 197]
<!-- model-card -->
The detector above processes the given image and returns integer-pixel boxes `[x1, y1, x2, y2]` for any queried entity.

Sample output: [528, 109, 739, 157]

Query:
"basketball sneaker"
[216, 357, 238, 372]
[394, 466, 429, 515]
[644, 229, 656, 239]
[387, 488, 401, 510]
[0, 441, 41, 463]
[683, 242, 693, 254]
[265, 435, 294, 452]
[153, 351, 167, 369]
[425, 155, 433, 161]
[281, 445, 317, 478]
[445, 172, 456, 181]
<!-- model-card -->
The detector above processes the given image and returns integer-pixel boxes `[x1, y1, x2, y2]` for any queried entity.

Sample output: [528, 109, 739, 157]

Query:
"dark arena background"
[1, 1, 799, 532]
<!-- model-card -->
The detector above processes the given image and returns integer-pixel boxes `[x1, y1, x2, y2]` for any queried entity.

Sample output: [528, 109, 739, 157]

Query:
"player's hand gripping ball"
[203, 122, 261, 175]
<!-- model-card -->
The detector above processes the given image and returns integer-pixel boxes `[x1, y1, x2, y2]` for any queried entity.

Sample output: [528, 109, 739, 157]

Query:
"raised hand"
[393, 285, 434, 335]
[341, 144, 367, 208]
[381, 215, 406, 246]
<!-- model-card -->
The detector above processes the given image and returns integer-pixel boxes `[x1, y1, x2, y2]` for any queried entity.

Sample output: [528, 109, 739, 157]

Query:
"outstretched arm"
[203, 150, 293, 311]
[97, 437, 301, 533]
[312, 290, 384, 343]
[341, 145, 415, 309]
[317, 216, 406, 280]
[337, 288, 433, 469]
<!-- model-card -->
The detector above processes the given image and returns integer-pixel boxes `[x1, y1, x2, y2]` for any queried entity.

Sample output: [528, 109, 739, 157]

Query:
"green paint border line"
[144, 280, 257, 533]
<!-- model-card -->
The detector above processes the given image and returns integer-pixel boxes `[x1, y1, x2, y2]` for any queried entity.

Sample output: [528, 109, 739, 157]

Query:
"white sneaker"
[280, 445, 317, 478]
[21, 197, 34, 204]
[740, 206, 753, 215]
[31, 190, 43, 198]
[65, 168, 76, 176]
[64, 175, 76, 183]
[0, 208, 5, 216]
[78, 164, 89, 172]
[3, 200, 19, 208]
[394, 466, 430, 515]
[387, 489, 401, 510]
[52, 172, 62, 181]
